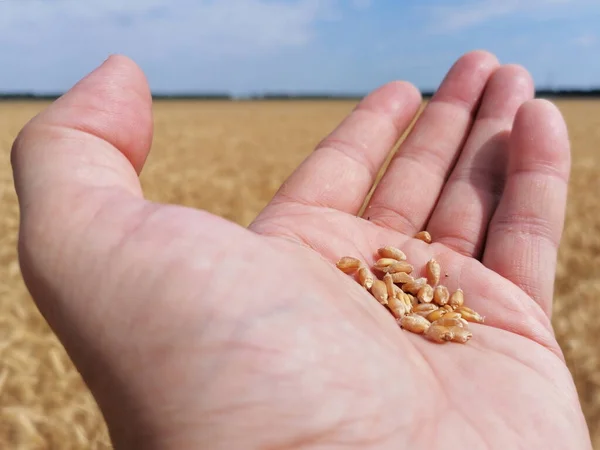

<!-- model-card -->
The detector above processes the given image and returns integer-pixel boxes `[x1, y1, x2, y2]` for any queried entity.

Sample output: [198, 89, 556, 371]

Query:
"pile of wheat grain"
[336, 238, 485, 343]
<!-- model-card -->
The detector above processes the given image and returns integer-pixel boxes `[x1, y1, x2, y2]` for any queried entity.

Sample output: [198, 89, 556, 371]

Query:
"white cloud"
[424, 0, 595, 34]
[0, 0, 345, 92]
[0, 0, 337, 56]
[572, 33, 596, 47]
[352, 0, 373, 10]
[428, 1, 516, 33]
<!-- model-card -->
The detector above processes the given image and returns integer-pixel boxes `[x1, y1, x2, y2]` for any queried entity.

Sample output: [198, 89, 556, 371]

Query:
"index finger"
[259, 81, 422, 215]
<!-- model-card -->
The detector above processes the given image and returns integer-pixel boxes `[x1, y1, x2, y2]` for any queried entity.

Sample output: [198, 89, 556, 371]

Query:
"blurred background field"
[1, 98, 599, 448]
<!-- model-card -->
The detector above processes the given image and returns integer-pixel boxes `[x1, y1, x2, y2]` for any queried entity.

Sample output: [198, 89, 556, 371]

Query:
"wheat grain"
[425, 324, 453, 343]
[432, 317, 464, 328]
[417, 284, 434, 303]
[336, 256, 361, 273]
[383, 273, 396, 299]
[358, 267, 374, 290]
[377, 246, 407, 261]
[449, 326, 473, 343]
[384, 261, 414, 274]
[433, 285, 450, 306]
[414, 231, 432, 244]
[403, 277, 427, 295]
[456, 306, 485, 323]
[400, 292, 415, 312]
[371, 279, 388, 305]
[400, 314, 431, 334]
[448, 289, 464, 309]
[391, 272, 413, 284]
[426, 308, 447, 322]
[405, 292, 419, 308]
[442, 312, 462, 320]
[388, 296, 407, 318]
[414, 303, 439, 313]
[426, 259, 440, 286]
[374, 258, 400, 269]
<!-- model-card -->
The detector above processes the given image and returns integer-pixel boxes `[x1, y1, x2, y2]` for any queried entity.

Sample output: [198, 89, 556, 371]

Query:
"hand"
[11, 51, 591, 449]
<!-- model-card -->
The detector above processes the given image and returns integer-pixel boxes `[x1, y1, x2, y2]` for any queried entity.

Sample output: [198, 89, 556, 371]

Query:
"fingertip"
[515, 98, 567, 133]
[501, 63, 533, 77]
[461, 49, 500, 65]
[511, 99, 571, 178]
[386, 80, 423, 103]
[475, 64, 535, 120]
[453, 49, 500, 75]
[432, 49, 501, 109]
[493, 64, 534, 93]
[358, 80, 423, 124]
[390, 80, 423, 107]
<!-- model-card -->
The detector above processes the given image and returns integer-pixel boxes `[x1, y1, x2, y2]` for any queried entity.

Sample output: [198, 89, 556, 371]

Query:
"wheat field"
[1, 98, 599, 448]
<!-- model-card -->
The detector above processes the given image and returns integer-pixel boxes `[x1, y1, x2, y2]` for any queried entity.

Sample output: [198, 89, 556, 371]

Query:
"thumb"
[11, 52, 155, 411]
[10, 54, 173, 444]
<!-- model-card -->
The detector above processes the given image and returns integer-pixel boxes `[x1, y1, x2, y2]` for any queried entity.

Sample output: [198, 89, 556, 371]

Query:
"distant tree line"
[1, 88, 600, 101]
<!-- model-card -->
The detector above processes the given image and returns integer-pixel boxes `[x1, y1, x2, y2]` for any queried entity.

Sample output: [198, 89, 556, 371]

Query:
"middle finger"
[426, 64, 534, 258]
[365, 50, 499, 233]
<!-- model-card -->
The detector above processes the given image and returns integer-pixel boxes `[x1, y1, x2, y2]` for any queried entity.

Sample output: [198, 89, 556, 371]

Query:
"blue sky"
[0, 0, 599, 95]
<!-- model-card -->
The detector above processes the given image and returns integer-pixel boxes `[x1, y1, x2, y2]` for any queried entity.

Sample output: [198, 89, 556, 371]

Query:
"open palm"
[12, 52, 591, 449]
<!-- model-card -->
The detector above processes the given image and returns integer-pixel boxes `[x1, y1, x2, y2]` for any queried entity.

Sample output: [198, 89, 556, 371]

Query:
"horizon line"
[1, 87, 600, 100]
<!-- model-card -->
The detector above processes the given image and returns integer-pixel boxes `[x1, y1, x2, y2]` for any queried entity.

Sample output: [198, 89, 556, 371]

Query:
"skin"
[10, 51, 592, 449]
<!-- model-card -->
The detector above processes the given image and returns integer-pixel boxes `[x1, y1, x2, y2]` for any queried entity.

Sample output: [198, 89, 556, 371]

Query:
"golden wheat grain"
[384, 261, 414, 274]
[414, 303, 439, 313]
[432, 317, 464, 329]
[377, 246, 407, 261]
[336, 256, 361, 273]
[358, 267, 374, 290]
[391, 272, 413, 284]
[400, 314, 431, 334]
[414, 231, 432, 244]
[449, 327, 473, 343]
[426, 259, 440, 286]
[426, 308, 448, 322]
[456, 306, 485, 323]
[400, 292, 415, 312]
[448, 289, 464, 309]
[417, 284, 434, 303]
[374, 258, 400, 269]
[383, 273, 396, 299]
[370, 279, 389, 305]
[402, 277, 427, 295]
[442, 312, 462, 320]
[424, 324, 454, 343]
[433, 285, 450, 306]
[387, 296, 407, 319]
